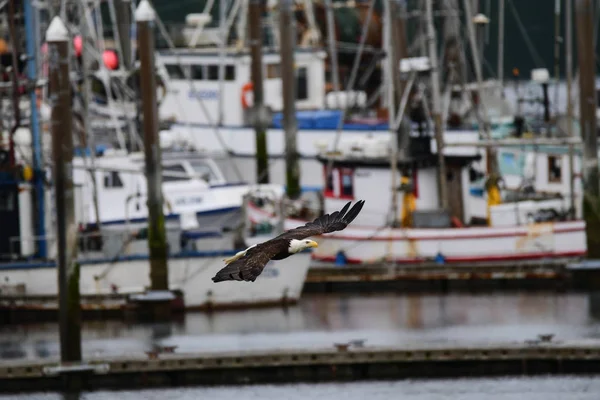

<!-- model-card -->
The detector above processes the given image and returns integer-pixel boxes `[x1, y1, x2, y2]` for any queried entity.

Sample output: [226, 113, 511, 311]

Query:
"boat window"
[548, 155, 562, 183]
[163, 163, 189, 182]
[190, 65, 204, 80]
[296, 66, 308, 100]
[190, 161, 218, 182]
[103, 171, 124, 188]
[340, 168, 354, 198]
[225, 65, 236, 81]
[266, 64, 280, 79]
[165, 64, 186, 80]
[324, 167, 335, 195]
[0, 190, 14, 211]
[207, 65, 219, 80]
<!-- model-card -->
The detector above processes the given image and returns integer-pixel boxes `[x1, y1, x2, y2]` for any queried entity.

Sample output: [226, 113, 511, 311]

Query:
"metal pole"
[566, 0, 576, 218]
[554, 0, 561, 118]
[46, 16, 82, 362]
[218, 0, 226, 125]
[575, 0, 600, 257]
[279, 0, 300, 199]
[135, 0, 169, 292]
[115, 0, 132, 69]
[324, 0, 340, 93]
[426, 0, 449, 210]
[248, 0, 269, 183]
[79, 3, 102, 231]
[383, 0, 399, 225]
[497, 0, 504, 85]
[24, 0, 46, 258]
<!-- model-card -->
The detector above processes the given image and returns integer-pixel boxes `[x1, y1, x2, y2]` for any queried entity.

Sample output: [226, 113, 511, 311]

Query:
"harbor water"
[1, 376, 599, 399]
[2, 292, 600, 360]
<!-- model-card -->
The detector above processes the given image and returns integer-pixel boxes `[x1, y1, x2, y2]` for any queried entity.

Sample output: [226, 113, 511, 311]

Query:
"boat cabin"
[316, 135, 481, 228]
[156, 48, 327, 127]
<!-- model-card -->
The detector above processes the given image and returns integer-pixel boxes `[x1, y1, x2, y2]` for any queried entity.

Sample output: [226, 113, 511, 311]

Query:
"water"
[1, 376, 599, 399]
[2, 292, 600, 361]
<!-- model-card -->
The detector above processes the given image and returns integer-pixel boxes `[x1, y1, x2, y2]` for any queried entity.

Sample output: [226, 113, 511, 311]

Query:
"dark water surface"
[1, 376, 599, 399]
[2, 292, 600, 360]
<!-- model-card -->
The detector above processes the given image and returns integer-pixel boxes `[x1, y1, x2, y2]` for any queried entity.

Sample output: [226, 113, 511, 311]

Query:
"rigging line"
[506, 0, 546, 68]
[88, 1, 127, 149]
[325, 0, 376, 180]
[105, 0, 143, 150]
[151, 10, 245, 182]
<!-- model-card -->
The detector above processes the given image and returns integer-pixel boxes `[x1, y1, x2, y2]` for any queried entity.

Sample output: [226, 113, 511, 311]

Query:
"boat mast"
[78, 1, 102, 231]
[23, 0, 47, 258]
[218, 0, 226, 126]
[279, 0, 300, 199]
[497, 0, 504, 86]
[553, 0, 561, 119]
[426, 0, 449, 210]
[324, 0, 340, 93]
[383, 0, 399, 225]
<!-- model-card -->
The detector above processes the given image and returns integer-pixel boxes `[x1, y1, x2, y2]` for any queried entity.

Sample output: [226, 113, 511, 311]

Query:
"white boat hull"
[246, 201, 587, 265]
[0, 252, 312, 309]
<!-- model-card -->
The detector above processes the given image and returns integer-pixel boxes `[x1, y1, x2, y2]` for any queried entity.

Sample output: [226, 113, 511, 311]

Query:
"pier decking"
[1, 340, 599, 393]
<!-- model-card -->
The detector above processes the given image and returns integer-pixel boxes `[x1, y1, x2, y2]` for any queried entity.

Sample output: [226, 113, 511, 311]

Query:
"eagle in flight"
[212, 200, 365, 283]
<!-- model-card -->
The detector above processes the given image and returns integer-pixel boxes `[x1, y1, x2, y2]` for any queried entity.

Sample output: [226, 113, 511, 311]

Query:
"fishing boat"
[244, 133, 586, 266]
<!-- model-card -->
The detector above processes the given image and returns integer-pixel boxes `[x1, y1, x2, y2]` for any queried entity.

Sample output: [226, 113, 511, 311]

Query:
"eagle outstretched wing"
[275, 199, 365, 241]
[211, 242, 282, 283]
[211, 200, 365, 283]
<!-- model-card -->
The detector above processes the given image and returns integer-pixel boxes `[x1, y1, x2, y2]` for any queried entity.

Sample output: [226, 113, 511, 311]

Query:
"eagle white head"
[288, 239, 319, 253]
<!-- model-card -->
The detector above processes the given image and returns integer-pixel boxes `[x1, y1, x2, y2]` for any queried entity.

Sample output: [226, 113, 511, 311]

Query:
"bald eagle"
[211, 200, 365, 283]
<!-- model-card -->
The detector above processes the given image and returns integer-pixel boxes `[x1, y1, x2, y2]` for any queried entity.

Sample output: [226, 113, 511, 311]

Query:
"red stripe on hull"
[313, 250, 587, 265]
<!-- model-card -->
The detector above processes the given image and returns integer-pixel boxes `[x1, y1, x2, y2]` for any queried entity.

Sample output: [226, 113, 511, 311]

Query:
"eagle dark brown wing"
[275, 200, 365, 241]
[211, 200, 365, 283]
[211, 240, 286, 283]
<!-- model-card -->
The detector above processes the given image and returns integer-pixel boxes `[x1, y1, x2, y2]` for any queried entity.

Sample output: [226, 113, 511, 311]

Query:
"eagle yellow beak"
[307, 240, 319, 248]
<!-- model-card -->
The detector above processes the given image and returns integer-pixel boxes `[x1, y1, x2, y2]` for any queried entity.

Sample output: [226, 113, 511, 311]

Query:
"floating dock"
[304, 258, 600, 293]
[1, 340, 599, 393]
[3, 258, 600, 322]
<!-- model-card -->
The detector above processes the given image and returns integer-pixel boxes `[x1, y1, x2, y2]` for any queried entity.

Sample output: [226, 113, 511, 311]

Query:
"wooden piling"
[135, 0, 171, 318]
[279, 0, 301, 199]
[248, 0, 270, 184]
[575, 0, 600, 257]
[46, 16, 82, 362]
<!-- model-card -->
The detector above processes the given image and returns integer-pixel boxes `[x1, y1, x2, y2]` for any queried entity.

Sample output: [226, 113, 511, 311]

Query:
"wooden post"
[248, 0, 270, 184]
[135, 0, 170, 292]
[425, 0, 449, 210]
[575, 0, 600, 258]
[47, 16, 82, 362]
[566, 0, 576, 218]
[279, 0, 300, 199]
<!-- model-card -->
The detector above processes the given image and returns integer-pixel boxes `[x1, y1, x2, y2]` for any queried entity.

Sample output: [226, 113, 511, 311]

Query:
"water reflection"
[1, 292, 600, 361]
[4, 376, 600, 400]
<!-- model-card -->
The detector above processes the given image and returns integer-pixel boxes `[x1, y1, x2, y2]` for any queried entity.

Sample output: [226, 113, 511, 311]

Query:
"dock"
[1, 339, 600, 393]
[304, 257, 600, 293]
[3, 258, 600, 323]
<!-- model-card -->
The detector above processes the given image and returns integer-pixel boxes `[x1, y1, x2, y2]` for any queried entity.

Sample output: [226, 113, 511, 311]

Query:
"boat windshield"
[189, 161, 219, 183]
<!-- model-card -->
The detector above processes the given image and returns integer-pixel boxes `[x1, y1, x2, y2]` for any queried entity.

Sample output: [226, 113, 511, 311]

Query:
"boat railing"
[4, 224, 234, 264]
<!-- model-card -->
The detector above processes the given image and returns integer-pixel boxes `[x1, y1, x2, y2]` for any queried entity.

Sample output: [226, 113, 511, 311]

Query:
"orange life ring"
[241, 82, 254, 109]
